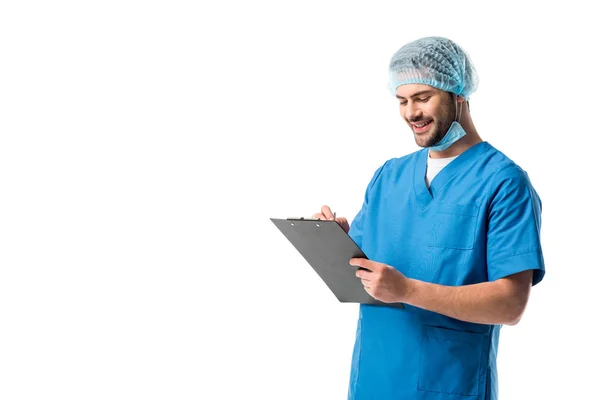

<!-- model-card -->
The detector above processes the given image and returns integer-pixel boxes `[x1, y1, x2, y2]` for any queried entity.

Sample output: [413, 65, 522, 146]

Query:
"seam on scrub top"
[416, 387, 479, 397]
[483, 161, 526, 211]
[487, 250, 542, 267]
[477, 331, 489, 399]
[411, 149, 433, 212]
[526, 184, 542, 234]
[432, 147, 493, 194]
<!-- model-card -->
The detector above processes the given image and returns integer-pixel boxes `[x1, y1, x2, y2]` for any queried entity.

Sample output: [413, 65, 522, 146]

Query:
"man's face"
[395, 84, 456, 148]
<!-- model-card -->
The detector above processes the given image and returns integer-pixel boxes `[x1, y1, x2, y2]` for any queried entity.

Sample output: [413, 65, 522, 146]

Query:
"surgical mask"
[430, 96, 466, 152]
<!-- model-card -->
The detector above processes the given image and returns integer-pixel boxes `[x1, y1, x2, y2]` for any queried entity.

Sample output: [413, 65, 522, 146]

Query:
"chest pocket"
[428, 203, 479, 250]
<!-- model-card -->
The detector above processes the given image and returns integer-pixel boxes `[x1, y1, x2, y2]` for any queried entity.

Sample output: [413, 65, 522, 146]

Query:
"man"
[313, 37, 545, 399]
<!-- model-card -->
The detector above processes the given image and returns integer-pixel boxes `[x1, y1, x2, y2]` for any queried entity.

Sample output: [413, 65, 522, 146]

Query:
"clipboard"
[270, 217, 404, 308]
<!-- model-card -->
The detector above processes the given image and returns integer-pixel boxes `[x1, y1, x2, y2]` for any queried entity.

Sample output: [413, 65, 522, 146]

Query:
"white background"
[0, 1, 597, 399]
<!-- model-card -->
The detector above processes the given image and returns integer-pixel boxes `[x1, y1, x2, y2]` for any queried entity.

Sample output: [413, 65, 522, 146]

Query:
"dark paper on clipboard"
[270, 217, 404, 309]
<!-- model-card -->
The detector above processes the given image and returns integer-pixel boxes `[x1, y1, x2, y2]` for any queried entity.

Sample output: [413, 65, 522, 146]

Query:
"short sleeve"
[348, 161, 387, 248]
[486, 167, 545, 286]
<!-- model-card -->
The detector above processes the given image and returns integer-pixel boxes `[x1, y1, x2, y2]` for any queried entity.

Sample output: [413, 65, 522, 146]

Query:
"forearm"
[404, 277, 529, 325]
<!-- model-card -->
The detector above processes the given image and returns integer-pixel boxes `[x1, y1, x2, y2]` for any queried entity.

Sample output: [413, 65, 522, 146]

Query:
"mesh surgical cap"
[387, 36, 479, 100]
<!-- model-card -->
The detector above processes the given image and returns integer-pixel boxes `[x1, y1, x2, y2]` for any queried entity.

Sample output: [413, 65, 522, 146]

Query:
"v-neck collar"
[413, 141, 490, 210]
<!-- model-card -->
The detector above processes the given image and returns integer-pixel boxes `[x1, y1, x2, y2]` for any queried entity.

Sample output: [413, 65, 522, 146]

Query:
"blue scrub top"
[347, 142, 545, 400]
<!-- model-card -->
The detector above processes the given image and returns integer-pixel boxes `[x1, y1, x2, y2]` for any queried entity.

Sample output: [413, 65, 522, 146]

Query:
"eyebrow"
[395, 90, 435, 100]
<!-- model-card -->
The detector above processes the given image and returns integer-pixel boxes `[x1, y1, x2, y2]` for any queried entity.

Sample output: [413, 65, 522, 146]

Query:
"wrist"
[402, 278, 419, 304]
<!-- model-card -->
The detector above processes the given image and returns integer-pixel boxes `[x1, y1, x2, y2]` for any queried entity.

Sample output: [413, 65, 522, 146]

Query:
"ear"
[457, 95, 466, 103]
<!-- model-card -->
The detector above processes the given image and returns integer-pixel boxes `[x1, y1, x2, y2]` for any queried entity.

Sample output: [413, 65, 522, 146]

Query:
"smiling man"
[313, 37, 545, 399]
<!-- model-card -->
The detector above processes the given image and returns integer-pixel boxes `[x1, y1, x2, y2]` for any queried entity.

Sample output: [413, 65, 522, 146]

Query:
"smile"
[413, 121, 432, 128]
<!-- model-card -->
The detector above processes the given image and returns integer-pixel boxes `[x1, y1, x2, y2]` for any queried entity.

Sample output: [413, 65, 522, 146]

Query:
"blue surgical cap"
[387, 36, 479, 99]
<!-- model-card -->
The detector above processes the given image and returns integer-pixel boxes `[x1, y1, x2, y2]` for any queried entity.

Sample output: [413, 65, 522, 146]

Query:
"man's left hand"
[350, 258, 412, 304]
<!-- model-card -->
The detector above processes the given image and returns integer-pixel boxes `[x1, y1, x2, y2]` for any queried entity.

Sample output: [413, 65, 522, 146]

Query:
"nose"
[404, 101, 423, 122]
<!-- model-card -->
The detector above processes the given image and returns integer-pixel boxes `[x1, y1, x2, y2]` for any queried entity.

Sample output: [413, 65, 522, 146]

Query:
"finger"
[349, 258, 364, 267]
[353, 258, 383, 272]
[350, 258, 373, 271]
[356, 270, 371, 280]
[321, 205, 335, 220]
[311, 213, 325, 220]
[335, 217, 350, 231]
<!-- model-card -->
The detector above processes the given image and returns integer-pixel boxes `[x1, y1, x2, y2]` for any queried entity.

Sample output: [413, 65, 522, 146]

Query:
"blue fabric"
[347, 142, 545, 400]
[429, 121, 467, 151]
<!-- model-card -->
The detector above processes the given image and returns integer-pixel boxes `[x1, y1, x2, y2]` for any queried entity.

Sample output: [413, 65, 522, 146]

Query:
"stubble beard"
[416, 122, 447, 148]
[413, 103, 456, 149]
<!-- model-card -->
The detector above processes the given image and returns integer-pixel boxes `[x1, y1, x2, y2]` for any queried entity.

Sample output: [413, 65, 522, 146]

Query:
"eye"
[417, 97, 431, 102]
[399, 100, 407, 106]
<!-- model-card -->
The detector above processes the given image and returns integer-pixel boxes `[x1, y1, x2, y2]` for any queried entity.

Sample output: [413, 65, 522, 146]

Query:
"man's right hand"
[312, 205, 350, 233]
